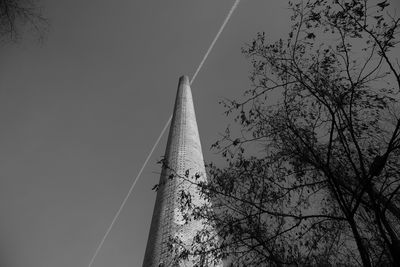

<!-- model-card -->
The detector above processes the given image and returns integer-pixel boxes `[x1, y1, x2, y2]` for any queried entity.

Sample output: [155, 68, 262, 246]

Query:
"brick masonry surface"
[143, 76, 221, 267]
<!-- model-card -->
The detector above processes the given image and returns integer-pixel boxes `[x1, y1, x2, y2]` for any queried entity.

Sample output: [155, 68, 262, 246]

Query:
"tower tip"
[179, 75, 190, 85]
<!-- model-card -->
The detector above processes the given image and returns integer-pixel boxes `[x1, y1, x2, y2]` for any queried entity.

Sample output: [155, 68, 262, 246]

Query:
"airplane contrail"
[87, 0, 241, 266]
[190, 0, 241, 85]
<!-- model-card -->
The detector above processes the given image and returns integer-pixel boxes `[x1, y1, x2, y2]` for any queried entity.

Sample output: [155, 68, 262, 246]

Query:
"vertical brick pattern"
[143, 76, 218, 267]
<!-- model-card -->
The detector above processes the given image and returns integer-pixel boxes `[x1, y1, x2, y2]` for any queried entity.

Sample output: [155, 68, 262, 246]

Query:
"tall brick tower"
[143, 76, 216, 266]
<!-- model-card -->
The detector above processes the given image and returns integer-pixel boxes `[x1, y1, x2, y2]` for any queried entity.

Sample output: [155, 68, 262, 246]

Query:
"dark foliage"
[171, 0, 400, 266]
[0, 0, 47, 42]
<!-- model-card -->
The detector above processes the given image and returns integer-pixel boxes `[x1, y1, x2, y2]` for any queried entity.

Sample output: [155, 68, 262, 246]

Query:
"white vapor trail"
[87, 117, 172, 267]
[87, 0, 241, 266]
[190, 0, 241, 85]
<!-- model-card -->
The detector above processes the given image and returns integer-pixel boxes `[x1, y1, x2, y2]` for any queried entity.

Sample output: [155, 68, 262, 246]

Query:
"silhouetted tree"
[0, 0, 47, 42]
[172, 0, 400, 266]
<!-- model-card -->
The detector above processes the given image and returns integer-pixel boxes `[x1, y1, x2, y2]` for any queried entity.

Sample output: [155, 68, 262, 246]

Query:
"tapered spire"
[143, 75, 209, 266]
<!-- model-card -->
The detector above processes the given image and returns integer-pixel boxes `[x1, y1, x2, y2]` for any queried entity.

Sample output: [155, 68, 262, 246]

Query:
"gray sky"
[1, 0, 397, 266]
[0, 1, 291, 266]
